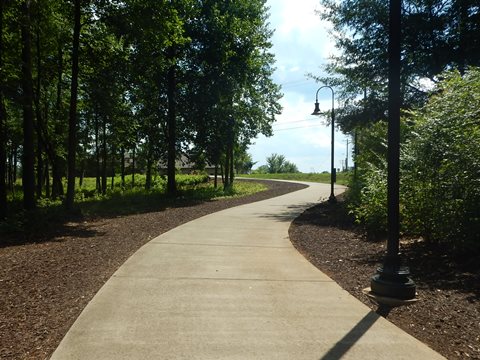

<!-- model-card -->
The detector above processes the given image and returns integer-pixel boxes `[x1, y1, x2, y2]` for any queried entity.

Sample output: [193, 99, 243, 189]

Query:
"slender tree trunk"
[131, 145, 135, 188]
[36, 141, 43, 197]
[51, 161, 63, 199]
[51, 41, 63, 199]
[7, 150, 13, 192]
[220, 162, 224, 184]
[145, 150, 152, 190]
[44, 157, 50, 198]
[13, 148, 17, 185]
[166, 46, 176, 196]
[224, 151, 230, 191]
[95, 114, 100, 192]
[65, 0, 81, 210]
[229, 118, 235, 187]
[101, 116, 107, 195]
[110, 145, 115, 190]
[34, 4, 43, 199]
[0, 0, 7, 219]
[21, 0, 36, 210]
[120, 147, 125, 187]
[229, 147, 234, 186]
[78, 159, 84, 187]
[214, 163, 218, 188]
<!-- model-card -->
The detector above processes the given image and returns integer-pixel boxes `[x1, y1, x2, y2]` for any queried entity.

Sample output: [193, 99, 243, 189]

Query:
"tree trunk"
[21, 0, 36, 210]
[220, 162, 224, 185]
[95, 113, 100, 192]
[110, 145, 115, 190]
[13, 148, 17, 186]
[36, 131, 43, 198]
[131, 145, 135, 187]
[224, 151, 230, 191]
[101, 116, 107, 195]
[145, 152, 152, 190]
[34, 7, 43, 199]
[0, 0, 7, 219]
[229, 144, 234, 187]
[44, 157, 50, 198]
[229, 117, 235, 187]
[120, 147, 125, 187]
[166, 46, 176, 196]
[78, 159, 84, 187]
[51, 161, 63, 199]
[7, 150, 13, 192]
[65, 0, 81, 210]
[214, 163, 218, 188]
[51, 40, 64, 199]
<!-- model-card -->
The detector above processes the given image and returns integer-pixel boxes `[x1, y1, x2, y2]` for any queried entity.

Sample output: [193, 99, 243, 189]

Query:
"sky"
[248, 0, 352, 173]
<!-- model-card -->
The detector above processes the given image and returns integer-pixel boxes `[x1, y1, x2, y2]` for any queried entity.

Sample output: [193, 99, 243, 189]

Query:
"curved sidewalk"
[51, 182, 444, 360]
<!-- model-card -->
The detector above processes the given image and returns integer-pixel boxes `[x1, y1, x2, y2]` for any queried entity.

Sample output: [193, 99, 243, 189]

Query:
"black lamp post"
[312, 86, 336, 203]
[369, 0, 416, 302]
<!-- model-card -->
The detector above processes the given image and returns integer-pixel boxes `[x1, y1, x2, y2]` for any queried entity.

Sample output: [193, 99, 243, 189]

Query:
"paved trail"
[51, 182, 444, 360]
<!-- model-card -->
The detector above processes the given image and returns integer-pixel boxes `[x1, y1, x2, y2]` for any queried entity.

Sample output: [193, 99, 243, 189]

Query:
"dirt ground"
[0, 180, 306, 360]
[1, 182, 478, 360]
[289, 196, 480, 360]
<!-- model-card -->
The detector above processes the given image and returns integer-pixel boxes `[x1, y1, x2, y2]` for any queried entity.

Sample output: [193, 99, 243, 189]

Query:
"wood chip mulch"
[289, 196, 480, 360]
[0, 180, 307, 360]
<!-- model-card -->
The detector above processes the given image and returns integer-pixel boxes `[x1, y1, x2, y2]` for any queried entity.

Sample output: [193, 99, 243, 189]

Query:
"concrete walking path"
[50, 181, 444, 359]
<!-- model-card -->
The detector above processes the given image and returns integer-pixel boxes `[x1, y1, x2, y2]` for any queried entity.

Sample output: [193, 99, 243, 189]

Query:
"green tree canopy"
[316, 0, 480, 132]
[265, 153, 299, 174]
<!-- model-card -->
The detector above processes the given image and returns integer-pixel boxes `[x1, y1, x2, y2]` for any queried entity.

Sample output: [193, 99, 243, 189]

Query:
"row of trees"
[0, 0, 282, 219]
[317, 0, 480, 250]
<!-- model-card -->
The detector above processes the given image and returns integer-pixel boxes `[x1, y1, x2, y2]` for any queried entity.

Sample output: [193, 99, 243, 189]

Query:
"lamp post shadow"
[319, 311, 380, 360]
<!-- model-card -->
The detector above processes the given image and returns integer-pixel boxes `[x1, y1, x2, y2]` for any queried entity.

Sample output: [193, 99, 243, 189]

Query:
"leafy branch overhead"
[317, 0, 480, 133]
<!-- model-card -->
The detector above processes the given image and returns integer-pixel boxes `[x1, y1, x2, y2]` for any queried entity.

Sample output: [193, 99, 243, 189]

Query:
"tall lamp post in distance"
[312, 86, 336, 203]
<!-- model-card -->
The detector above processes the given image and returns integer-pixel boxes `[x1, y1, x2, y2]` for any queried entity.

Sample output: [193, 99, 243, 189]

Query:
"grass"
[1, 175, 268, 238]
[236, 172, 350, 186]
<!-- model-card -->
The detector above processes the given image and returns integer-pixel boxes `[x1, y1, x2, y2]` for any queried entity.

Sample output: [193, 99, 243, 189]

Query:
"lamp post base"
[370, 255, 416, 300]
[363, 287, 418, 308]
[328, 194, 336, 204]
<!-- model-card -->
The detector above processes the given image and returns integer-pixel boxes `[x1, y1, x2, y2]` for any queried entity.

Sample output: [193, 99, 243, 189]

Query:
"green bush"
[347, 121, 389, 235]
[349, 67, 480, 251]
[176, 174, 210, 188]
[401, 68, 480, 249]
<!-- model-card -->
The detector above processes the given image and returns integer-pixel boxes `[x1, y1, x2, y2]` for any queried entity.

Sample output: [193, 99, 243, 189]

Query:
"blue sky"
[248, 0, 351, 173]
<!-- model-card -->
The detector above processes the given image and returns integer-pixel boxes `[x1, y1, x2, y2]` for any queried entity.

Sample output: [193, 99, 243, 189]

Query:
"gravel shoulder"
[0, 180, 306, 360]
[289, 195, 480, 360]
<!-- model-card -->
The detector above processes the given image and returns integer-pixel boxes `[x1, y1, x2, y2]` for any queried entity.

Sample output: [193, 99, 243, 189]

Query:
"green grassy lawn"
[1, 175, 267, 235]
[236, 172, 350, 186]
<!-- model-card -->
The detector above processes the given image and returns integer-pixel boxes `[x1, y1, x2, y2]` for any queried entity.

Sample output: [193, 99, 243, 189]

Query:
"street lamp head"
[311, 101, 321, 116]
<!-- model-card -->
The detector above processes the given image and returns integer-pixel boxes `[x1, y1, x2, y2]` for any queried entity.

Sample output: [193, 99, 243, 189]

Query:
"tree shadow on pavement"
[257, 203, 317, 223]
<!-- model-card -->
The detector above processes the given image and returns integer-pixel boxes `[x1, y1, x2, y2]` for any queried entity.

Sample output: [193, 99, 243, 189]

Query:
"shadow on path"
[319, 311, 380, 360]
[257, 203, 317, 223]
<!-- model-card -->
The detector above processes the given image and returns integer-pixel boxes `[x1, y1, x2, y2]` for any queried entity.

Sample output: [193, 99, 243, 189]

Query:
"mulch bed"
[289, 196, 480, 360]
[0, 180, 307, 360]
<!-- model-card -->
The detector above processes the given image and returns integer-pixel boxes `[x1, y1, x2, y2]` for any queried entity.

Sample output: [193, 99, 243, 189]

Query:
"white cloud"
[247, 1, 351, 173]
[289, 66, 301, 73]
[250, 89, 349, 172]
[268, 0, 336, 68]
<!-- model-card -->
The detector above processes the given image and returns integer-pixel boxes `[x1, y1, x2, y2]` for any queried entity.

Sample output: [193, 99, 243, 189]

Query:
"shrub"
[349, 67, 480, 251]
[401, 68, 480, 250]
